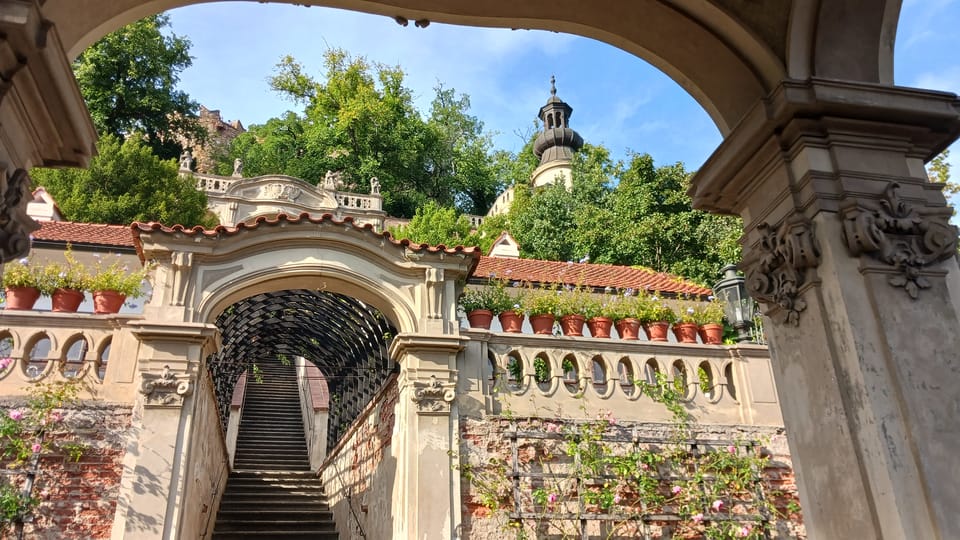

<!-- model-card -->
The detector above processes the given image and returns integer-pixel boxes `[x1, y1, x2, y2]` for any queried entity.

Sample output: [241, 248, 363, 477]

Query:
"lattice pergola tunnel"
[208, 289, 397, 449]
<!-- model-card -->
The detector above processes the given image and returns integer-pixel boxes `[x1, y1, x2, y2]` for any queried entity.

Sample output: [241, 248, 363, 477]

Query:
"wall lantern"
[713, 265, 755, 343]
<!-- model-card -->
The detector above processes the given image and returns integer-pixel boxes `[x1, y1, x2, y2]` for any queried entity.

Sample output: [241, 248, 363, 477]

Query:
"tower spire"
[550, 75, 556, 96]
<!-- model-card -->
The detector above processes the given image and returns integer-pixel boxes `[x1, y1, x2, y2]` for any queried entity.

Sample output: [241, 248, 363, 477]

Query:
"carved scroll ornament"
[411, 375, 455, 414]
[0, 169, 37, 263]
[741, 217, 820, 326]
[842, 183, 957, 299]
[140, 365, 193, 407]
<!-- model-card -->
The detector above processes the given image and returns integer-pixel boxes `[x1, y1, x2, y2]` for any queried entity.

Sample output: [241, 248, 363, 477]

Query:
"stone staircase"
[212, 361, 339, 539]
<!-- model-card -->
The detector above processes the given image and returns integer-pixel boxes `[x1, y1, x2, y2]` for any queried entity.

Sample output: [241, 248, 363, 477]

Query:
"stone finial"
[550, 75, 556, 96]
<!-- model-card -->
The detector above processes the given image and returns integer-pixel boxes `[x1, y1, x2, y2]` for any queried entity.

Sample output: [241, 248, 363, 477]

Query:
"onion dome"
[533, 76, 584, 164]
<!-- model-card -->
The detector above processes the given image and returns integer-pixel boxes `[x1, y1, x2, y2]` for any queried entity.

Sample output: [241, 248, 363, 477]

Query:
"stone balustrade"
[0, 311, 143, 403]
[195, 175, 238, 194]
[456, 329, 783, 427]
[335, 192, 382, 211]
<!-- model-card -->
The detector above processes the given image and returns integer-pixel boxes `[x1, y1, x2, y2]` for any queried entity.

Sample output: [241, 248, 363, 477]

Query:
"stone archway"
[1, 1, 959, 538]
[120, 213, 478, 538]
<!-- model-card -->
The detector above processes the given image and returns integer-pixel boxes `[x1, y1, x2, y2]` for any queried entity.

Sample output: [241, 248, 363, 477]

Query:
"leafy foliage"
[73, 14, 203, 160]
[225, 49, 503, 218]
[389, 201, 472, 247]
[31, 135, 217, 227]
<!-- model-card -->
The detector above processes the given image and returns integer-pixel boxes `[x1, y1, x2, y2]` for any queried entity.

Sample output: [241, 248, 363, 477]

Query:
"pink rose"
[613, 494, 621, 504]
[671, 485, 683, 495]
[711, 499, 724, 511]
[547, 493, 558, 504]
[8, 409, 23, 421]
[691, 513, 704, 524]
[737, 525, 752, 537]
[727, 445, 736, 454]
[31, 443, 41, 453]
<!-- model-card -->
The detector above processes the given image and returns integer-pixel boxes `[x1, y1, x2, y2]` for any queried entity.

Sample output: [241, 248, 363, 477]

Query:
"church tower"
[531, 76, 584, 189]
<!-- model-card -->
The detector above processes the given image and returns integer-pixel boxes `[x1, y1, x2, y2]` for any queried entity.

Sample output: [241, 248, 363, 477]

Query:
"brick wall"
[320, 377, 398, 540]
[17, 403, 132, 539]
[459, 417, 806, 539]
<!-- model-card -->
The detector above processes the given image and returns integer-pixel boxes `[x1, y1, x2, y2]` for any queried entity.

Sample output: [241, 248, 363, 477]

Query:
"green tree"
[388, 201, 472, 246]
[227, 49, 504, 218]
[73, 14, 204, 160]
[31, 135, 216, 227]
[928, 149, 958, 196]
[608, 153, 741, 284]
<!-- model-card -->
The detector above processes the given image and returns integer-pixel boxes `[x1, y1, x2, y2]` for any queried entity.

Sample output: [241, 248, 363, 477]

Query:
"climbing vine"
[456, 372, 804, 539]
[0, 377, 86, 535]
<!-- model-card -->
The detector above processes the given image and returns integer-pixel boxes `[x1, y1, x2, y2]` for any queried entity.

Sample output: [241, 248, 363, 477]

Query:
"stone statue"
[232, 158, 243, 177]
[370, 177, 380, 195]
[179, 150, 193, 172]
[323, 170, 345, 191]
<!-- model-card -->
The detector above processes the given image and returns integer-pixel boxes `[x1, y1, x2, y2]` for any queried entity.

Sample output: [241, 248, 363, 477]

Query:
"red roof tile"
[131, 213, 482, 267]
[33, 221, 136, 248]
[473, 256, 711, 296]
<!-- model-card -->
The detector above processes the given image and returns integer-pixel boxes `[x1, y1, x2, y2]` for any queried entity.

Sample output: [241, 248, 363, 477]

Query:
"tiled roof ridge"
[131, 212, 482, 261]
[33, 220, 136, 248]
[473, 255, 712, 296]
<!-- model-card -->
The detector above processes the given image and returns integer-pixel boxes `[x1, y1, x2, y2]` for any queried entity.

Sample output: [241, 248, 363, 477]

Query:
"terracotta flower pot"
[4, 286, 40, 310]
[529, 314, 556, 335]
[615, 318, 642, 340]
[559, 314, 586, 336]
[93, 290, 126, 314]
[52, 288, 84, 312]
[643, 321, 670, 342]
[587, 317, 613, 338]
[498, 311, 524, 333]
[673, 322, 700, 343]
[699, 323, 724, 345]
[466, 309, 494, 329]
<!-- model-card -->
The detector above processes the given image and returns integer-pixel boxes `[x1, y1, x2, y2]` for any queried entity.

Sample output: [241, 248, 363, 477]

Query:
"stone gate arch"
[120, 213, 478, 538]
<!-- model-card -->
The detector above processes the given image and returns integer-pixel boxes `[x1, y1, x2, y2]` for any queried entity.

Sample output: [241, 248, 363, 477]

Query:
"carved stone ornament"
[0, 169, 38, 263]
[140, 365, 193, 407]
[411, 375, 456, 414]
[841, 182, 958, 299]
[741, 217, 821, 326]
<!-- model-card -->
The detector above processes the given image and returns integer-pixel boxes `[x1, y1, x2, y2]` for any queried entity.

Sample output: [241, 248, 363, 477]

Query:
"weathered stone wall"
[459, 417, 805, 539]
[320, 377, 399, 540]
[186, 106, 244, 174]
[10, 403, 133, 539]
[178, 371, 230, 539]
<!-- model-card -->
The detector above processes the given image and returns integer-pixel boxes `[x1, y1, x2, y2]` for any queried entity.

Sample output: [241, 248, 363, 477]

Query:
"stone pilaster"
[388, 333, 465, 539]
[691, 78, 960, 539]
[111, 322, 219, 540]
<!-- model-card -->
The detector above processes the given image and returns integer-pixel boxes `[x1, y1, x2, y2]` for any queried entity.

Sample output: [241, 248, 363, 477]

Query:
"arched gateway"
[1, 1, 959, 538]
[124, 213, 478, 538]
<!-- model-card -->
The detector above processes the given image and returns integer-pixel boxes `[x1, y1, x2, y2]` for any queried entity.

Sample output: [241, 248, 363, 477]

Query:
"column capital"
[691, 78, 960, 218]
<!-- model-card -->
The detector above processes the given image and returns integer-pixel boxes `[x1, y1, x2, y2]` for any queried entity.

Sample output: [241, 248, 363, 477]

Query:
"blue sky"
[166, 0, 960, 183]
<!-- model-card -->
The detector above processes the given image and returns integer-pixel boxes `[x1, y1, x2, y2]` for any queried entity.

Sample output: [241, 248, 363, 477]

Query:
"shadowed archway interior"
[209, 288, 397, 449]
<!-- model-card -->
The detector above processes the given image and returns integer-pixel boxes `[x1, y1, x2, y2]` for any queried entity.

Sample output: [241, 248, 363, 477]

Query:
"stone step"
[212, 530, 339, 539]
